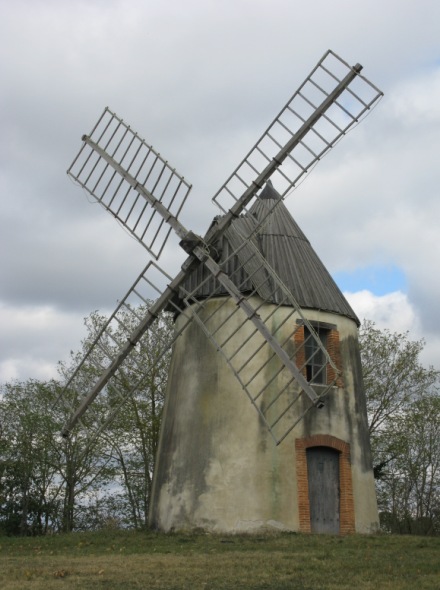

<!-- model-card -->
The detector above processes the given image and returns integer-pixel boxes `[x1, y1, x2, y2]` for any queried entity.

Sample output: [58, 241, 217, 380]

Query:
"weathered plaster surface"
[149, 298, 378, 533]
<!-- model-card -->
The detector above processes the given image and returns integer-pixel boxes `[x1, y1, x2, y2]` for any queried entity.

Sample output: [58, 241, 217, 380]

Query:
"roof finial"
[259, 180, 281, 200]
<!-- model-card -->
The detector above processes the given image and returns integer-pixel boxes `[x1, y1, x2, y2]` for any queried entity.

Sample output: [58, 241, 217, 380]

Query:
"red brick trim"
[294, 325, 307, 379]
[327, 329, 344, 388]
[294, 325, 344, 387]
[295, 434, 355, 535]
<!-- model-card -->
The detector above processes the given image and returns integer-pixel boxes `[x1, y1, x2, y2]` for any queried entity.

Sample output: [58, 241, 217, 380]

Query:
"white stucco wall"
[149, 297, 379, 533]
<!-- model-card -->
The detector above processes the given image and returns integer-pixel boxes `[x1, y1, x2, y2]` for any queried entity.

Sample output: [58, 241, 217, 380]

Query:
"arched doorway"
[306, 446, 340, 533]
[295, 435, 355, 534]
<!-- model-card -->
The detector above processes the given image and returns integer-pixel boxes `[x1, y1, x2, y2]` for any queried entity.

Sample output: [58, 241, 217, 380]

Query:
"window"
[304, 325, 329, 385]
[295, 319, 343, 388]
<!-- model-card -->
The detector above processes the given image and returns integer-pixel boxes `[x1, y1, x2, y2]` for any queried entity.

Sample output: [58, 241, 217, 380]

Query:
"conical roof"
[176, 183, 359, 324]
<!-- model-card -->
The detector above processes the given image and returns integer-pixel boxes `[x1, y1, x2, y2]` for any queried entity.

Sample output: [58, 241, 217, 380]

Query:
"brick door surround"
[295, 434, 355, 534]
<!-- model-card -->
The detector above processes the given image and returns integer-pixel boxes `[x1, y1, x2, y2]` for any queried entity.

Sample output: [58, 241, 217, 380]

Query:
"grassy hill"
[1, 529, 439, 589]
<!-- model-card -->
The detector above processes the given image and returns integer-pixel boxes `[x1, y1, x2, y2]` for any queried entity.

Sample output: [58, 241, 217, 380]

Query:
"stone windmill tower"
[149, 181, 378, 534]
[60, 51, 382, 535]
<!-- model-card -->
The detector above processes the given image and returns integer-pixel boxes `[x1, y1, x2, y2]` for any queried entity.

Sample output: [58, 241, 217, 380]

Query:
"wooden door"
[306, 446, 340, 534]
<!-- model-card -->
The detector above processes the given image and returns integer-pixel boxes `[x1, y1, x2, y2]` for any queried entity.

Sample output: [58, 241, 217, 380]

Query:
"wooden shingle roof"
[177, 182, 359, 324]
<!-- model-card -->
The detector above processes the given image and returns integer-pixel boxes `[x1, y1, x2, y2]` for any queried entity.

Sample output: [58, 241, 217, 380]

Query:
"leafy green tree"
[108, 311, 173, 527]
[0, 303, 173, 536]
[57, 306, 173, 529]
[359, 320, 440, 534]
[360, 320, 438, 435]
[378, 393, 440, 535]
[0, 379, 114, 534]
[0, 380, 60, 535]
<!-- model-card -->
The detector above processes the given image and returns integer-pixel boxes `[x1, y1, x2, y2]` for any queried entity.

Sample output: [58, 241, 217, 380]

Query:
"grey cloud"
[1, 0, 440, 381]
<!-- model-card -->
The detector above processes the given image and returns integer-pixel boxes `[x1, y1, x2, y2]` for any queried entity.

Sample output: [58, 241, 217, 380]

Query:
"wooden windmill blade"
[67, 107, 193, 260]
[57, 261, 188, 436]
[59, 49, 383, 442]
[211, 49, 383, 214]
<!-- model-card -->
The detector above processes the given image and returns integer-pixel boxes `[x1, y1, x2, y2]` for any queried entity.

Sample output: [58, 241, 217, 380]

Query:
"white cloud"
[345, 290, 420, 334]
[346, 290, 439, 369]
[0, 358, 59, 383]
[0, 303, 87, 382]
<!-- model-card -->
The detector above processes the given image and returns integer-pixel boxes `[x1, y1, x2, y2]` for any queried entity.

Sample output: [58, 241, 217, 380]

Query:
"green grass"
[1, 529, 439, 589]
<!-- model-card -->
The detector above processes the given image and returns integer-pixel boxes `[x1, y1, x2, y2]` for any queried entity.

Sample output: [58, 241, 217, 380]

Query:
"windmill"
[60, 50, 383, 534]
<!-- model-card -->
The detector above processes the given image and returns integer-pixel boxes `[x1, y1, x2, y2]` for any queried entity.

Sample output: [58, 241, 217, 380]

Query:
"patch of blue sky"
[334, 264, 407, 296]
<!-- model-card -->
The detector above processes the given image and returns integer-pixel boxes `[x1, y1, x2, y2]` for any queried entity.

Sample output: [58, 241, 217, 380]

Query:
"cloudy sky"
[1, 0, 439, 383]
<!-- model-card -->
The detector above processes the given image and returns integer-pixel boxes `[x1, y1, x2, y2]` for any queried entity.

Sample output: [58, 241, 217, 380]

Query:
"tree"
[360, 320, 438, 435]
[57, 305, 174, 529]
[0, 379, 114, 534]
[375, 392, 440, 535]
[359, 320, 440, 534]
[1, 304, 174, 535]
[0, 380, 60, 535]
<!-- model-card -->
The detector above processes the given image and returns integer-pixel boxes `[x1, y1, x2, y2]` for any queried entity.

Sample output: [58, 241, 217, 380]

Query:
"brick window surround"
[295, 434, 355, 534]
[294, 323, 344, 388]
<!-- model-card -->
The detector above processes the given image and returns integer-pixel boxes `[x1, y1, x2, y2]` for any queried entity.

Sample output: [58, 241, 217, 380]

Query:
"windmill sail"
[67, 108, 192, 259]
[60, 49, 383, 443]
[57, 261, 190, 442]
[212, 50, 382, 214]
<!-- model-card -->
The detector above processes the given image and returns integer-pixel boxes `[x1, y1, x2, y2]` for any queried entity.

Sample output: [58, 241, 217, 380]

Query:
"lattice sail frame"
[179, 230, 341, 444]
[212, 49, 382, 214]
[57, 261, 191, 445]
[60, 49, 383, 444]
[68, 108, 192, 260]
